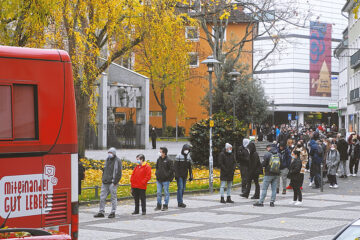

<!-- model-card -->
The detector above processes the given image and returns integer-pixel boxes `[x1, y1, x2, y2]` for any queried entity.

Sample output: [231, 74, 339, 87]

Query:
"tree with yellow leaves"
[135, 0, 194, 134]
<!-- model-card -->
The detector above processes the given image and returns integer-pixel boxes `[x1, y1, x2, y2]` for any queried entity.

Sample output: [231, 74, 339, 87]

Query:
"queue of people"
[92, 123, 357, 218]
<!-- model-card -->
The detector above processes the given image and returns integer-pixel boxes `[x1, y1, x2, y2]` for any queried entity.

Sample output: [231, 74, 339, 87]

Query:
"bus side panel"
[42, 154, 72, 227]
[51, 62, 78, 154]
[0, 157, 43, 228]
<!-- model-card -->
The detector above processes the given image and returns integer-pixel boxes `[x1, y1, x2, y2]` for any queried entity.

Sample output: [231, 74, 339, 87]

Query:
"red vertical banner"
[310, 21, 332, 97]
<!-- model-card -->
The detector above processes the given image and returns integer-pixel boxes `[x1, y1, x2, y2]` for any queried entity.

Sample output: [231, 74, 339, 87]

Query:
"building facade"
[254, 0, 348, 126]
[342, 0, 360, 133]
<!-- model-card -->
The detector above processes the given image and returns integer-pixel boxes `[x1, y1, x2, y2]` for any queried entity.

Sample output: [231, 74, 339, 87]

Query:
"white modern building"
[342, 0, 360, 133]
[254, 0, 348, 126]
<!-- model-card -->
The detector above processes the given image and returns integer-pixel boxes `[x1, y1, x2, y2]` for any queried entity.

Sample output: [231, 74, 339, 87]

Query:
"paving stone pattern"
[79, 173, 360, 240]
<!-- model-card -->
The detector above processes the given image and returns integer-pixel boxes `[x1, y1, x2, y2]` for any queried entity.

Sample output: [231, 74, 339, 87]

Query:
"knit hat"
[108, 147, 117, 156]
[243, 138, 250, 148]
[225, 143, 232, 149]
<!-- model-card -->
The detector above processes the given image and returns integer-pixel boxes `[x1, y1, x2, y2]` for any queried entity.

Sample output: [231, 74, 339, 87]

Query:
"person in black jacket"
[174, 144, 193, 208]
[238, 139, 250, 194]
[349, 138, 360, 176]
[288, 150, 303, 205]
[155, 147, 174, 211]
[150, 127, 157, 149]
[218, 143, 236, 203]
[241, 142, 262, 199]
[337, 133, 349, 178]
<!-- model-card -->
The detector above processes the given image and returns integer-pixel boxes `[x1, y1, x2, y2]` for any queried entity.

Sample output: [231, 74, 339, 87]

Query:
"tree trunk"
[160, 90, 167, 136]
[75, 85, 90, 158]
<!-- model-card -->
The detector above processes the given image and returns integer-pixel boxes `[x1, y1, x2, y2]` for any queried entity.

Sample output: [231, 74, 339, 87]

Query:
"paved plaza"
[78, 174, 360, 240]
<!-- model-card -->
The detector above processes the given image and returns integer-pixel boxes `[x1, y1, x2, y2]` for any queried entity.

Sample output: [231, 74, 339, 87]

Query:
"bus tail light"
[71, 202, 78, 240]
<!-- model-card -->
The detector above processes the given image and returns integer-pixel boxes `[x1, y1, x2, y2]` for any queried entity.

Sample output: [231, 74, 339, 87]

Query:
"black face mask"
[297, 144, 302, 148]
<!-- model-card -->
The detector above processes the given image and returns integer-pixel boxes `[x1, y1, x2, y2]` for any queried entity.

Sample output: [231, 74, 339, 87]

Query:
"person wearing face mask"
[326, 144, 340, 188]
[94, 147, 122, 218]
[174, 144, 193, 208]
[130, 154, 151, 215]
[218, 143, 236, 203]
[287, 150, 303, 205]
[155, 147, 174, 211]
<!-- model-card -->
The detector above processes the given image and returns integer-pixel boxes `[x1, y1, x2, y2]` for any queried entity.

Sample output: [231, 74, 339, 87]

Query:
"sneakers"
[347, 174, 352, 177]
[220, 197, 226, 203]
[253, 202, 264, 207]
[294, 201, 302, 206]
[329, 185, 333, 188]
[154, 204, 162, 211]
[270, 202, 275, 207]
[108, 212, 115, 218]
[289, 201, 297, 205]
[333, 184, 339, 189]
[93, 212, 105, 218]
[178, 203, 187, 208]
[161, 205, 168, 211]
[353, 174, 357, 177]
[309, 182, 313, 187]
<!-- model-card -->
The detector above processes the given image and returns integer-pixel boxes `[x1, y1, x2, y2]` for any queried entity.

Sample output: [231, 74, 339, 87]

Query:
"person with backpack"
[254, 144, 280, 207]
[309, 132, 322, 189]
[218, 143, 237, 203]
[240, 142, 262, 199]
[174, 144, 193, 208]
[327, 144, 340, 188]
[154, 147, 174, 211]
[288, 150, 303, 205]
[277, 142, 291, 194]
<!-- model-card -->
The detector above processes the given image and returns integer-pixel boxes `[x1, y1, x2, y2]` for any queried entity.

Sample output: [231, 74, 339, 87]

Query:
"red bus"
[0, 46, 78, 239]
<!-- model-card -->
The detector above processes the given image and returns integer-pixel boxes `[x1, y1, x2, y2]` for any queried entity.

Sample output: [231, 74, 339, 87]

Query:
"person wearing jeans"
[277, 142, 291, 194]
[94, 148, 122, 218]
[254, 145, 280, 207]
[174, 144, 193, 208]
[155, 147, 174, 211]
[218, 143, 236, 203]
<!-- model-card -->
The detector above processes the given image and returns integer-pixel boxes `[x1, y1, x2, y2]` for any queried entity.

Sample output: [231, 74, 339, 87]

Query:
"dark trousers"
[293, 186, 302, 201]
[244, 175, 260, 197]
[152, 138, 156, 149]
[240, 165, 248, 193]
[349, 157, 359, 174]
[133, 188, 146, 213]
[311, 162, 321, 187]
[327, 174, 337, 186]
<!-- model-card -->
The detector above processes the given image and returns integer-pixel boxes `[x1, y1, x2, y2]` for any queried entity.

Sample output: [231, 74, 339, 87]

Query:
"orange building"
[149, 9, 255, 135]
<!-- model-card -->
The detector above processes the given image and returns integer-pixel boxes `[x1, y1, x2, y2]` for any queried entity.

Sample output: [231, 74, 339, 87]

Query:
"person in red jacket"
[130, 154, 152, 215]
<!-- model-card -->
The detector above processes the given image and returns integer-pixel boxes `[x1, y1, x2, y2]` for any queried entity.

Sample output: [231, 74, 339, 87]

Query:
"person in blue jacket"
[309, 132, 322, 189]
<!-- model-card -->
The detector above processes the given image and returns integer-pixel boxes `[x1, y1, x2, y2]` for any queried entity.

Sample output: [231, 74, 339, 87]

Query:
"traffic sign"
[288, 114, 292, 121]
[209, 120, 214, 128]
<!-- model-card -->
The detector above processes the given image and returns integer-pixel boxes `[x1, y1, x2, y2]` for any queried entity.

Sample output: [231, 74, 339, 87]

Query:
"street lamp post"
[201, 55, 220, 193]
[228, 69, 240, 163]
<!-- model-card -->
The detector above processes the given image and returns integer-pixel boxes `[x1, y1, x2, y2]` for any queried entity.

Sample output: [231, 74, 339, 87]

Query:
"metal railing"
[81, 172, 242, 199]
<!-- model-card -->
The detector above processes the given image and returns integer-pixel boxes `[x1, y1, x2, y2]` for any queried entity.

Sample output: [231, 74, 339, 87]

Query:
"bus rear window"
[0, 86, 12, 139]
[0, 84, 38, 140]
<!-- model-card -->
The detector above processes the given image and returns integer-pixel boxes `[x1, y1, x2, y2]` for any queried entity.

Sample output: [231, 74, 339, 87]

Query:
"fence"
[80, 172, 242, 200]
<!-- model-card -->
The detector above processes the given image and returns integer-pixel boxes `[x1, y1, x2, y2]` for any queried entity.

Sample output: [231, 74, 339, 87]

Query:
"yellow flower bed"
[79, 158, 241, 201]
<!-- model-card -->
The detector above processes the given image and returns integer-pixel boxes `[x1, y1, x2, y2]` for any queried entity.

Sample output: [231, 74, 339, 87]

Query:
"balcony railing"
[351, 49, 360, 69]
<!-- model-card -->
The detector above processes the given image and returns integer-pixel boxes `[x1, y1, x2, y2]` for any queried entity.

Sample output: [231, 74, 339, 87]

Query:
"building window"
[150, 111, 162, 117]
[185, 27, 199, 41]
[0, 84, 38, 140]
[189, 52, 199, 68]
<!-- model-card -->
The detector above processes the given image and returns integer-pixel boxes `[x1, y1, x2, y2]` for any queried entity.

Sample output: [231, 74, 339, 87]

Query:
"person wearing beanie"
[218, 143, 236, 203]
[94, 147, 122, 219]
[238, 139, 250, 194]
[174, 144, 193, 208]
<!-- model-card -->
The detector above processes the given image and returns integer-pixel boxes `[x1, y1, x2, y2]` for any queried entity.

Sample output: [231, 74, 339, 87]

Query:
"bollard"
[95, 186, 99, 198]
[320, 163, 323, 192]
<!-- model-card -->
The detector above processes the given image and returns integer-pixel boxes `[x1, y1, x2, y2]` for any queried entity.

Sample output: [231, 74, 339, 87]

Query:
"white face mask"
[108, 153, 114, 159]
[158, 152, 162, 157]
[331, 147, 335, 151]
[184, 150, 189, 155]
